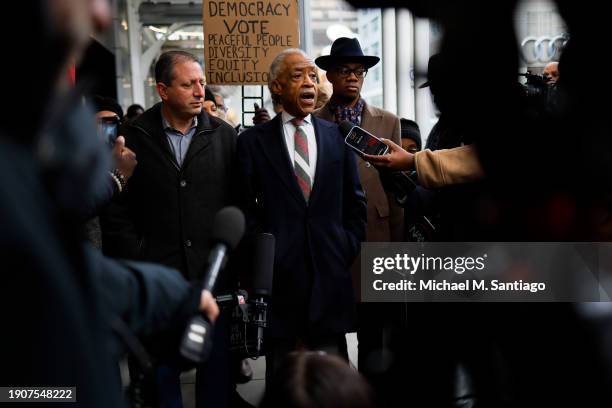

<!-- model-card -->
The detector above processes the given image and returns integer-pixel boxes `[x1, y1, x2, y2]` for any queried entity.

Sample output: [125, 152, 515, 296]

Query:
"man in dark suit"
[314, 37, 404, 396]
[102, 51, 237, 407]
[236, 48, 367, 381]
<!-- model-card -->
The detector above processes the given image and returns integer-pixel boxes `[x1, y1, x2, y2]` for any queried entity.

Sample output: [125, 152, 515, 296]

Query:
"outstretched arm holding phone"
[365, 139, 484, 189]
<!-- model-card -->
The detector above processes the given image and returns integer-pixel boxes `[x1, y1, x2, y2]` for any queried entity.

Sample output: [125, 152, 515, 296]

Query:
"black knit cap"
[400, 118, 422, 151]
[204, 87, 216, 104]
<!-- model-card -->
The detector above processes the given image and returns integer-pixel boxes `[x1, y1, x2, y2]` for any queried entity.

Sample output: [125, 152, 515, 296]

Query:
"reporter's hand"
[112, 135, 137, 180]
[252, 103, 271, 125]
[365, 138, 415, 171]
[199, 290, 219, 323]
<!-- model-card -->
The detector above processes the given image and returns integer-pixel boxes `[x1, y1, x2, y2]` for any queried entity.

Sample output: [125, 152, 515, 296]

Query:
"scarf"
[329, 98, 365, 125]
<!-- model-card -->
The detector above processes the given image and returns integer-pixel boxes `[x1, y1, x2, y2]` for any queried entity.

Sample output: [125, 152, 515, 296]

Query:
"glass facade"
[109, 0, 566, 131]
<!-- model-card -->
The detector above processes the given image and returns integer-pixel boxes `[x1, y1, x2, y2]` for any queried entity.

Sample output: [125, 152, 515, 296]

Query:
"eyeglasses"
[336, 67, 368, 78]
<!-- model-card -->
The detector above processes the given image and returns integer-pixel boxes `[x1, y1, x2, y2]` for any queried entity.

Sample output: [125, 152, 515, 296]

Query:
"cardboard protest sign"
[203, 1, 300, 84]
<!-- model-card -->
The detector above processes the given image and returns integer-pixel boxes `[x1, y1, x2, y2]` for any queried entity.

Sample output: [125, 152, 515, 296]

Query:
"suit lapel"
[309, 116, 330, 205]
[182, 113, 213, 171]
[355, 102, 380, 172]
[132, 121, 180, 172]
[256, 115, 306, 205]
[359, 102, 380, 132]
[317, 100, 378, 178]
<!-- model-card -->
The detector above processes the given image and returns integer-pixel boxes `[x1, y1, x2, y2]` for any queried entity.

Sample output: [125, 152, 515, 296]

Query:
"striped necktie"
[291, 118, 311, 201]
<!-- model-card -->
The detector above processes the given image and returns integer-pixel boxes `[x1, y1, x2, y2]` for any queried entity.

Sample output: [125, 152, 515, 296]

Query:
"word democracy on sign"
[208, 1, 292, 17]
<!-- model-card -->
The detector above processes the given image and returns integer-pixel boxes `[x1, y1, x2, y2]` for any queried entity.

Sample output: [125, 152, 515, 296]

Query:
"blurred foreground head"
[261, 352, 374, 408]
[3, 0, 111, 140]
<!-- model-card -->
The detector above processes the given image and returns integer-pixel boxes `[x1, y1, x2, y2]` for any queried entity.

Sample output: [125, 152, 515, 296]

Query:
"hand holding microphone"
[198, 290, 219, 323]
[180, 206, 245, 363]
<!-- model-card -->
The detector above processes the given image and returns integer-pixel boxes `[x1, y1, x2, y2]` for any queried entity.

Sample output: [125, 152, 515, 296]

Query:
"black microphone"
[253, 233, 275, 297]
[203, 207, 246, 292]
[252, 233, 275, 356]
[339, 120, 355, 139]
[180, 206, 246, 363]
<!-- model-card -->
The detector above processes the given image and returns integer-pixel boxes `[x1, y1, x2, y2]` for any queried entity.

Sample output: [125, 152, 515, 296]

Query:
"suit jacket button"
[180, 180, 187, 187]
[185, 239, 192, 247]
[365, 162, 371, 168]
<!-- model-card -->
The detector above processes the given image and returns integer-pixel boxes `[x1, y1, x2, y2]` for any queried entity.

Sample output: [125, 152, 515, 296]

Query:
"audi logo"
[521, 34, 568, 63]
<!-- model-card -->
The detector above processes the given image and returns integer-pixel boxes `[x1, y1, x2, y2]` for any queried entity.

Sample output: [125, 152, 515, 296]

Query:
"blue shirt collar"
[161, 109, 198, 134]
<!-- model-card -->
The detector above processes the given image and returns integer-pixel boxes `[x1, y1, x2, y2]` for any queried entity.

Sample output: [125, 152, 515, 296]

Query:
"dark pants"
[356, 302, 390, 402]
[130, 310, 233, 408]
[376, 303, 506, 408]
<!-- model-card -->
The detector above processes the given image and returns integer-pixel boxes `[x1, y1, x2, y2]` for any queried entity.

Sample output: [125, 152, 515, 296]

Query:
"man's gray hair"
[268, 48, 311, 100]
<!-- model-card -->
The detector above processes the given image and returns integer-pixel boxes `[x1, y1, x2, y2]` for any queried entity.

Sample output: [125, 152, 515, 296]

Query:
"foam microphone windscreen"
[339, 120, 356, 137]
[252, 233, 275, 296]
[211, 206, 246, 250]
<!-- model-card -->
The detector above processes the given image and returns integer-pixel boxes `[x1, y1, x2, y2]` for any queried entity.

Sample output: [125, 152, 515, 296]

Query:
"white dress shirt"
[281, 111, 318, 183]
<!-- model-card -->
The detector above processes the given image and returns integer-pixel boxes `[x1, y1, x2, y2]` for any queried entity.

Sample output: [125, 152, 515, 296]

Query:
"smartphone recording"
[340, 122, 389, 156]
[97, 116, 120, 147]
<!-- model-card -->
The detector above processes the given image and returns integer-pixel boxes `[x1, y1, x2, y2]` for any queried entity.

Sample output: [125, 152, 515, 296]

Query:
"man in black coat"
[236, 49, 367, 382]
[102, 51, 237, 283]
[101, 51, 238, 407]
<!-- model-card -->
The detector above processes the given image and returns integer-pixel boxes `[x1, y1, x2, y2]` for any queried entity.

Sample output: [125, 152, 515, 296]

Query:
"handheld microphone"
[339, 120, 355, 139]
[203, 207, 246, 292]
[180, 206, 246, 363]
[252, 233, 275, 356]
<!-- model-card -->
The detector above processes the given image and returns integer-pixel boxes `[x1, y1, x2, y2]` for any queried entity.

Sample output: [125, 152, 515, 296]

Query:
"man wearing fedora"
[314, 36, 404, 390]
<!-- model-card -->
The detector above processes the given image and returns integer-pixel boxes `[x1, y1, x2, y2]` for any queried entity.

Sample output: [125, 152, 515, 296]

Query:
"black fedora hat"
[315, 37, 380, 71]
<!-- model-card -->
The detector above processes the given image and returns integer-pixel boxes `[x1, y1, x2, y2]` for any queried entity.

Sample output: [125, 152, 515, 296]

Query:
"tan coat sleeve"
[414, 144, 485, 189]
